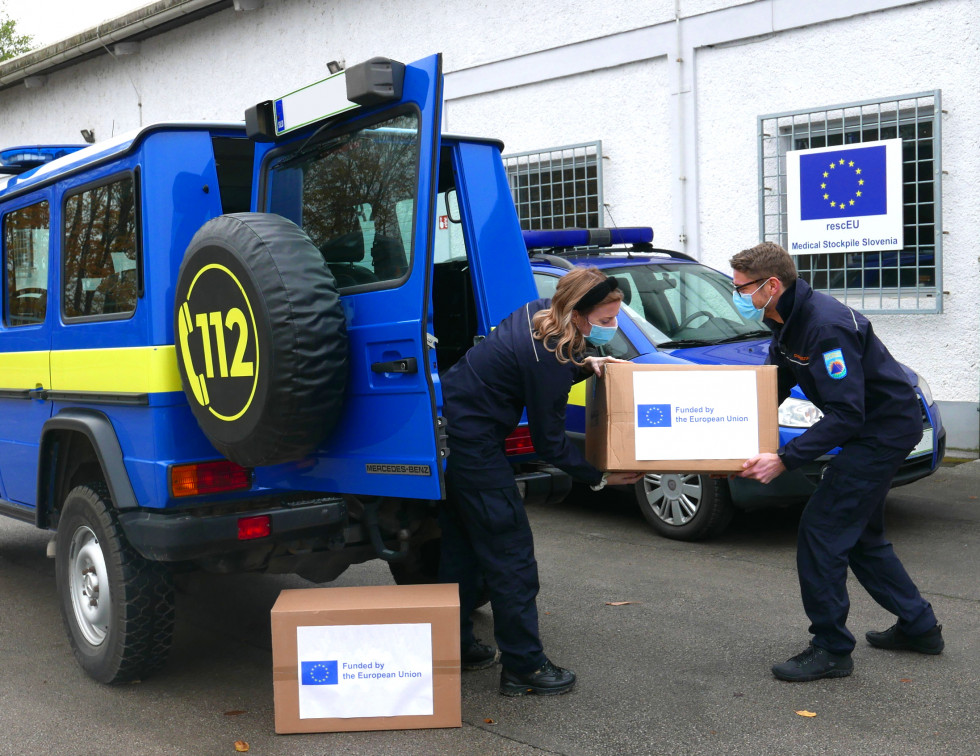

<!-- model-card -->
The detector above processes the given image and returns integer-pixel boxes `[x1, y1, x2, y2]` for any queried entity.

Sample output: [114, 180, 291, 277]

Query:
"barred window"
[503, 142, 602, 230]
[759, 93, 942, 313]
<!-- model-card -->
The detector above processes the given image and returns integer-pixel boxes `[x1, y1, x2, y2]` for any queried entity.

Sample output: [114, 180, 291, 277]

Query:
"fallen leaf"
[544, 611, 551, 615]
[899, 678, 912, 683]
[796, 710, 817, 718]
[733, 692, 744, 698]
[234, 741, 249, 752]
[484, 718, 496, 724]
[224, 710, 247, 716]
[605, 601, 635, 606]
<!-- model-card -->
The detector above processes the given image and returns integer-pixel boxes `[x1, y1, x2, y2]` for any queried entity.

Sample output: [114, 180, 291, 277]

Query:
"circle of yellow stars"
[820, 157, 865, 212]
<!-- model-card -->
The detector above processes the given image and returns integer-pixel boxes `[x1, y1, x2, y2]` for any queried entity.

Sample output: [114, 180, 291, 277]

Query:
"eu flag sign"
[301, 660, 339, 685]
[637, 404, 671, 428]
[799, 144, 887, 221]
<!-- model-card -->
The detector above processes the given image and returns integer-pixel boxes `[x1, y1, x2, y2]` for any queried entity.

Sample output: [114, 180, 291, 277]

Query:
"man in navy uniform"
[732, 242, 943, 682]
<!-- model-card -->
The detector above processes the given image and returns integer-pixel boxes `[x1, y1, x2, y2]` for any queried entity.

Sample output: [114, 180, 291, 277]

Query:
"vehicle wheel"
[634, 473, 733, 541]
[55, 484, 175, 684]
[174, 212, 348, 467]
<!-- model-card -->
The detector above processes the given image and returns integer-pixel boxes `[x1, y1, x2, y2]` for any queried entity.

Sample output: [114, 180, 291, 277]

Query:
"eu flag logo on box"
[637, 404, 672, 428]
[799, 145, 887, 221]
[301, 660, 339, 685]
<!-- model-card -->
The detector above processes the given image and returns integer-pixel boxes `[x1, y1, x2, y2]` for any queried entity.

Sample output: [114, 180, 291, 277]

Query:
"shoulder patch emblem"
[822, 348, 847, 380]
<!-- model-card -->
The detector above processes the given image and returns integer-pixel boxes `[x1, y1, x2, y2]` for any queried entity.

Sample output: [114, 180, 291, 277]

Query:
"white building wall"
[0, 0, 976, 449]
[695, 0, 980, 433]
[445, 59, 674, 237]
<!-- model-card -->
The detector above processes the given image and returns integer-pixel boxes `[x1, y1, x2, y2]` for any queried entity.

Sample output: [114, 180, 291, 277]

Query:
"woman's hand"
[606, 471, 645, 486]
[584, 355, 630, 376]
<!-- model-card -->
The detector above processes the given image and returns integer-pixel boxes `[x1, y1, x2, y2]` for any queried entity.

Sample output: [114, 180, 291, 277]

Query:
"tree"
[0, 4, 34, 62]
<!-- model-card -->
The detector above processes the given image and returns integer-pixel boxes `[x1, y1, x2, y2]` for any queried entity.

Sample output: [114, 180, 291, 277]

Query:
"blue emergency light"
[0, 145, 86, 174]
[522, 227, 653, 249]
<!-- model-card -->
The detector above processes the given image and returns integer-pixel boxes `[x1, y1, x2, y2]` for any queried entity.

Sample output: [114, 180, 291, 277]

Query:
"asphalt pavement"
[0, 460, 977, 756]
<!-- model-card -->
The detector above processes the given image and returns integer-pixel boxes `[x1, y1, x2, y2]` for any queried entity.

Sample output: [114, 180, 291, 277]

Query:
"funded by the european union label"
[296, 623, 433, 720]
[632, 371, 759, 461]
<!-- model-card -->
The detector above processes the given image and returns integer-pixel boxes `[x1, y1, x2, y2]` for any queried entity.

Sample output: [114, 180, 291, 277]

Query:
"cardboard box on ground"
[271, 583, 461, 734]
[585, 363, 779, 474]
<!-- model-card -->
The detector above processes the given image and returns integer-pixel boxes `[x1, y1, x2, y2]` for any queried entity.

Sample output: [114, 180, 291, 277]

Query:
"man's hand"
[739, 452, 786, 484]
[584, 355, 630, 376]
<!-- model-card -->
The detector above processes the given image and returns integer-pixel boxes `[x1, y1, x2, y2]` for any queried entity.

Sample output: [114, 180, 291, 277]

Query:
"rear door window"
[268, 111, 418, 289]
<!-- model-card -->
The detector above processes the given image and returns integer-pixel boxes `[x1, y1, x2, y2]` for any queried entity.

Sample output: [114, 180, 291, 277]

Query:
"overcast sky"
[3, 0, 153, 48]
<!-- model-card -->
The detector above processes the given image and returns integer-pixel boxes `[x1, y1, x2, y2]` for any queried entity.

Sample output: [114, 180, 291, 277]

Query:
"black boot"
[461, 640, 498, 670]
[771, 644, 853, 682]
[499, 659, 575, 696]
[866, 623, 944, 654]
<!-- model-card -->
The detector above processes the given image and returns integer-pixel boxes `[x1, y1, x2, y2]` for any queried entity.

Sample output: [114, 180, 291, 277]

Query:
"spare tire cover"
[174, 213, 348, 467]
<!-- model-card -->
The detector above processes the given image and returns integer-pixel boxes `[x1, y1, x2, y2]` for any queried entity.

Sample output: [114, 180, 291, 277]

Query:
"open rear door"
[251, 54, 446, 499]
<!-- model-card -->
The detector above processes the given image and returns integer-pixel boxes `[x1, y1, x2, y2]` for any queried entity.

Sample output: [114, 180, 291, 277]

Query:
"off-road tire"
[55, 483, 175, 684]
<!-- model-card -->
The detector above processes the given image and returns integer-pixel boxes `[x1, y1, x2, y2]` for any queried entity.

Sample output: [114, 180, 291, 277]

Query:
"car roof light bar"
[0, 145, 87, 174]
[522, 227, 653, 250]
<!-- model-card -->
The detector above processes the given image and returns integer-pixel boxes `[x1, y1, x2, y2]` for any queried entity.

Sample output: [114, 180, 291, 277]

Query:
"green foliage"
[0, 4, 35, 62]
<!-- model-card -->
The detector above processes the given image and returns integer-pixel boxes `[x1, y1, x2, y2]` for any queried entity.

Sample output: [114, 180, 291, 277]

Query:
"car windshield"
[606, 262, 770, 347]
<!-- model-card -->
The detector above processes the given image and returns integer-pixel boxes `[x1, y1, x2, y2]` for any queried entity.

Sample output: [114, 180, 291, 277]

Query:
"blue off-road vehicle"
[0, 54, 562, 683]
[527, 228, 946, 541]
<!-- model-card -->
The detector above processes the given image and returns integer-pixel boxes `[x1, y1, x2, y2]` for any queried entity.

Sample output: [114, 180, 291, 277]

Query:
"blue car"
[527, 228, 946, 541]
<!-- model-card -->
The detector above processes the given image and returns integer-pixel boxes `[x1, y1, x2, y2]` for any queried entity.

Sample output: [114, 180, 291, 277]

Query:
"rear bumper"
[118, 495, 348, 562]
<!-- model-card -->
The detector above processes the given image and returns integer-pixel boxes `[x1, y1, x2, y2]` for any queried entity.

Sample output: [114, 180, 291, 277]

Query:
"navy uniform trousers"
[800, 438, 937, 655]
[437, 477, 546, 674]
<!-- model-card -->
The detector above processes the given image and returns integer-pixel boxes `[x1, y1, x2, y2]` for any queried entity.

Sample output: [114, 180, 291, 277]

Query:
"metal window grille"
[503, 141, 602, 230]
[759, 92, 942, 313]
[9, 229, 35, 269]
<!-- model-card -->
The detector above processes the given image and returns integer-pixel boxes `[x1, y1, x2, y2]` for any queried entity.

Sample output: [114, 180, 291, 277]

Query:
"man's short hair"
[729, 242, 798, 287]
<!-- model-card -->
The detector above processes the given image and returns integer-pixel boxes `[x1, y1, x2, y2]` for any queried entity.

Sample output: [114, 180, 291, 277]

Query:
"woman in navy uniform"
[438, 266, 643, 696]
[732, 242, 943, 682]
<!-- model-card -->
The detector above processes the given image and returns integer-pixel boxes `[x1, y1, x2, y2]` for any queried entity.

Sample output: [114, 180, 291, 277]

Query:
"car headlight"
[915, 372, 934, 406]
[778, 397, 824, 428]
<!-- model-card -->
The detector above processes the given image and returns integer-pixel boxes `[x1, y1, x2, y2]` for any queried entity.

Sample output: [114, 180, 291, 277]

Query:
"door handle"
[371, 357, 418, 374]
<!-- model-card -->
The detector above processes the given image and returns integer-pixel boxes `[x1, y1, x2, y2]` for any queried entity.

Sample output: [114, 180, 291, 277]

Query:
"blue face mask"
[585, 318, 618, 346]
[732, 280, 772, 322]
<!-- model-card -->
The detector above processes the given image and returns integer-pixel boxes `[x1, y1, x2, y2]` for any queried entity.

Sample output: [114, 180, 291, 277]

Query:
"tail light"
[170, 459, 252, 497]
[504, 426, 535, 456]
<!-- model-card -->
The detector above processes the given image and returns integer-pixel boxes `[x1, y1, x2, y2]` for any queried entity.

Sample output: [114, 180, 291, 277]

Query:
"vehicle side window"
[3, 200, 50, 326]
[63, 176, 138, 319]
[269, 111, 419, 290]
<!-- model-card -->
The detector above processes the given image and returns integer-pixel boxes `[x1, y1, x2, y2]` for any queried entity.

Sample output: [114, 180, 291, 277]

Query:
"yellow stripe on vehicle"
[50, 346, 183, 394]
[0, 350, 49, 388]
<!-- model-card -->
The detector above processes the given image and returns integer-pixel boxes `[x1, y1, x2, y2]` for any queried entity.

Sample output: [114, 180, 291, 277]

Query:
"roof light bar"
[0, 145, 87, 175]
[522, 227, 653, 250]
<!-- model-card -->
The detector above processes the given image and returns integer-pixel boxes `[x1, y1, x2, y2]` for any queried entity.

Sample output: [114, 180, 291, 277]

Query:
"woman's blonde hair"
[532, 266, 623, 364]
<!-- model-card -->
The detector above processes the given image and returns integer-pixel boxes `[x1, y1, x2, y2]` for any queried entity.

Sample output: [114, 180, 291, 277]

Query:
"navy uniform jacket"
[765, 278, 922, 472]
[442, 298, 603, 489]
